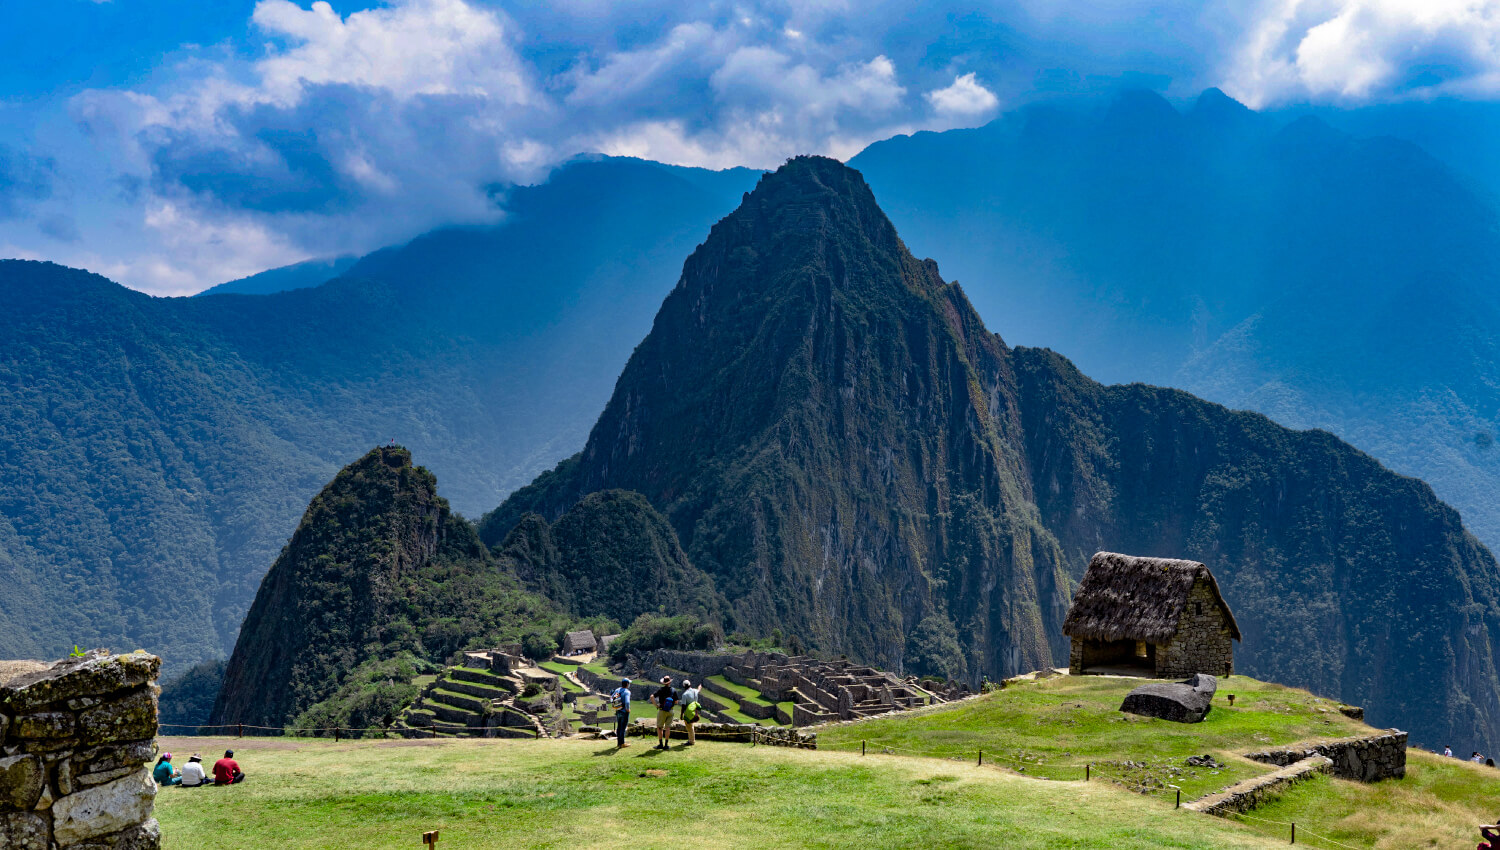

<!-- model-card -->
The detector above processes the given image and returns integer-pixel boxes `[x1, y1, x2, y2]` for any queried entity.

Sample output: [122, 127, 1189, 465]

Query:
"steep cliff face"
[1012, 349, 1500, 750]
[484, 156, 1500, 750]
[211, 446, 568, 728]
[485, 156, 1074, 678]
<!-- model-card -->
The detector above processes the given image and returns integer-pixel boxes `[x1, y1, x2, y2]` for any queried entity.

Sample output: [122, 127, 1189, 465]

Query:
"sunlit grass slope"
[819, 674, 1372, 799]
[154, 735, 1283, 849]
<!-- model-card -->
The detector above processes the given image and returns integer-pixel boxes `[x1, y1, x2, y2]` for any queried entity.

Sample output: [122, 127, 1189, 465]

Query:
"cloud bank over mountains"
[3, 0, 1499, 294]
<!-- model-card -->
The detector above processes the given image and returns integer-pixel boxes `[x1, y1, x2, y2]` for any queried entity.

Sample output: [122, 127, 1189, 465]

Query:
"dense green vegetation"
[157, 659, 226, 731]
[0, 157, 756, 674]
[606, 613, 722, 661]
[210, 447, 577, 728]
[499, 490, 724, 627]
[152, 736, 1288, 849]
[482, 155, 1500, 754]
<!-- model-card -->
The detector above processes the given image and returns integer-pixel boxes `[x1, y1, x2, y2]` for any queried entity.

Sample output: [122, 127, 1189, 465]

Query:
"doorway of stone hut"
[1077, 638, 1157, 677]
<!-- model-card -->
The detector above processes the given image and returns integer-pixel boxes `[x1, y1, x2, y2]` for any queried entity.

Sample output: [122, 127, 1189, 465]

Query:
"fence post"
[977, 749, 982, 767]
[1175, 788, 1180, 808]
[237, 723, 243, 738]
[334, 726, 340, 743]
[862, 740, 866, 756]
[1086, 763, 1090, 782]
[1290, 822, 1295, 844]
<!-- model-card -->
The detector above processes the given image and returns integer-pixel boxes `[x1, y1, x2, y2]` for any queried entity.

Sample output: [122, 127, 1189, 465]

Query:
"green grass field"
[820, 674, 1369, 799]
[154, 735, 1286, 849]
[1240, 750, 1500, 849]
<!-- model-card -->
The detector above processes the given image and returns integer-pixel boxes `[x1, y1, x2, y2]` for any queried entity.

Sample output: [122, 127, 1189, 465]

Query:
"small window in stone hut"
[1134, 641, 1148, 659]
[1194, 602, 1202, 615]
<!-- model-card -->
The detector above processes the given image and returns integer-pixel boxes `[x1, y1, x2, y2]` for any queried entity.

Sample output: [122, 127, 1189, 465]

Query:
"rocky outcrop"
[0, 650, 161, 850]
[1120, 674, 1217, 723]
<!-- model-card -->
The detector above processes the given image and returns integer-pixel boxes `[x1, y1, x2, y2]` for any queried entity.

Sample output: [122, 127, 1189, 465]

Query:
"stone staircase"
[397, 648, 570, 738]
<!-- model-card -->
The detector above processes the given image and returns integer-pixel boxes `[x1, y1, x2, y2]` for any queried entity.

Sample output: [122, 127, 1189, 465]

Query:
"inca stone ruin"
[1, 650, 162, 850]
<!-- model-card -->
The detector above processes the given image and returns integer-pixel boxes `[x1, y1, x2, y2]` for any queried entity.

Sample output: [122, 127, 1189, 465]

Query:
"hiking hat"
[660, 675, 671, 683]
[189, 754, 201, 762]
[682, 679, 691, 688]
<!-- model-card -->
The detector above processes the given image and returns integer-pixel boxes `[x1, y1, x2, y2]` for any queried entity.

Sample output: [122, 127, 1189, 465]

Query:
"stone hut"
[561, 630, 597, 655]
[1062, 552, 1240, 678]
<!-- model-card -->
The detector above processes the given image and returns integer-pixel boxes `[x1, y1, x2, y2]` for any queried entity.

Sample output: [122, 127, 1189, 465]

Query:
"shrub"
[608, 613, 722, 661]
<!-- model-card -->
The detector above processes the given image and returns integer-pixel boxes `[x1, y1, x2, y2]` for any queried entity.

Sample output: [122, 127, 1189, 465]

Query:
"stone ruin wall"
[0, 651, 162, 850]
[1157, 578, 1235, 679]
[1244, 730, 1408, 782]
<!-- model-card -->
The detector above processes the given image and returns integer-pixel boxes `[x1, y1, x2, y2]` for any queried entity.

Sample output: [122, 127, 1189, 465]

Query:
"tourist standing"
[610, 678, 632, 748]
[651, 675, 676, 749]
[1444, 745, 1454, 757]
[1474, 752, 1486, 764]
[679, 679, 701, 747]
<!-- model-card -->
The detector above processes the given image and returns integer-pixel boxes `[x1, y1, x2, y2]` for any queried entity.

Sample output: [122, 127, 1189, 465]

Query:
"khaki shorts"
[656, 710, 672, 726]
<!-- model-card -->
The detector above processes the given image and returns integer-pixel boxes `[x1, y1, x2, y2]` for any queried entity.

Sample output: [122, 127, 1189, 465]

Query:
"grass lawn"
[818, 675, 1370, 799]
[1240, 750, 1500, 849]
[154, 735, 1285, 849]
[705, 674, 764, 702]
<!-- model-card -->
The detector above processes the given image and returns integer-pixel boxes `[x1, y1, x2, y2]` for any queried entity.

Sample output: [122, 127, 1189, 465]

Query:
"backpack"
[663, 695, 675, 710]
[683, 701, 700, 723]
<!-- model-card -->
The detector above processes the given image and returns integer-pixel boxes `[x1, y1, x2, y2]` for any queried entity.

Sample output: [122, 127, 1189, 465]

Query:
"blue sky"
[3, 0, 1499, 295]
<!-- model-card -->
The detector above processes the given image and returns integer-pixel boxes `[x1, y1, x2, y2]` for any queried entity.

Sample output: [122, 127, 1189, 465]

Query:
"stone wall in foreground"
[0, 650, 161, 849]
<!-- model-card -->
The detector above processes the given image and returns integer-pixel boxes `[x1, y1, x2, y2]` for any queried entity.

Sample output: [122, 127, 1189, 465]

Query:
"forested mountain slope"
[0, 157, 755, 672]
[850, 89, 1500, 555]
[484, 156, 1500, 752]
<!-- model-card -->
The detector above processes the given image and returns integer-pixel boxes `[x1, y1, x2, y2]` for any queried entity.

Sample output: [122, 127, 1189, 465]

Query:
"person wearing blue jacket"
[153, 753, 180, 786]
[610, 678, 632, 749]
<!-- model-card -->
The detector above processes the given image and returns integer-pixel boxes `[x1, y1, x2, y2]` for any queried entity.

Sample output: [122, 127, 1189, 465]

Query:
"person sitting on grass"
[651, 675, 676, 749]
[180, 754, 208, 787]
[152, 753, 180, 786]
[213, 749, 244, 785]
[679, 679, 701, 747]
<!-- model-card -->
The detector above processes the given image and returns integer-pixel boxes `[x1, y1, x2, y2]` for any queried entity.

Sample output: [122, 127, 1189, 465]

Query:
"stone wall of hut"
[1156, 577, 1235, 678]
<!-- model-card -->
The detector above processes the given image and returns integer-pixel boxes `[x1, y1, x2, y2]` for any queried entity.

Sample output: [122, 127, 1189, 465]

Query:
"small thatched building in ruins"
[1062, 552, 1240, 678]
[561, 630, 597, 655]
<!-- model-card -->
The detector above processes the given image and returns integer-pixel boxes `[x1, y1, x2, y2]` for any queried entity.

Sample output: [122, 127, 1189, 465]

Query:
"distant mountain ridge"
[197, 255, 358, 297]
[848, 89, 1500, 555]
[484, 156, 1500, 751]
[0, 156, 757, 673]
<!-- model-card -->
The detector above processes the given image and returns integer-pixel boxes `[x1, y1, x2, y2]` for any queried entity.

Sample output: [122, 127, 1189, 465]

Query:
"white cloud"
[926, 73, 999, 117]
[250, 0, 531, 105]
[1225, 0, 1500, 107]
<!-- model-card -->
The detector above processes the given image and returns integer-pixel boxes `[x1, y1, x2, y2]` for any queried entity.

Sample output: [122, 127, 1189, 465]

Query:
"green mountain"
[848, 90, 1500, 559]
[484, 156, 1500, 752]
[0, 156, 755, 674]
[210, 446, 568, 729]
[499, 489, 724, 627]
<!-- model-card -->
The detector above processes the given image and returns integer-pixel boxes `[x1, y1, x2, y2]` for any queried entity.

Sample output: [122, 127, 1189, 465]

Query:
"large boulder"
[1120, 673, 1217, 723]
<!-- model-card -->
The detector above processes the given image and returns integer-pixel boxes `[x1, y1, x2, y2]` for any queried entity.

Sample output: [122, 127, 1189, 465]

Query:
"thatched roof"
[1062, 552, 1241, 644]
[562, 630, 597, 652]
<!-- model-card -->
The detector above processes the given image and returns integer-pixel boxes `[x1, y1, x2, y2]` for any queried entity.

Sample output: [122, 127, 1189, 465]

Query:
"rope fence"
[1230, 812, 1364, 849]
[156, 722, 543, 740]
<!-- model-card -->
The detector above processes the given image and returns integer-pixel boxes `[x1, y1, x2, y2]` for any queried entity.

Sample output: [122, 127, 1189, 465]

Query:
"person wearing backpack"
[609, 678, 633, 749]
[650, 675, 676, 749]
[679, 679, 701, 747]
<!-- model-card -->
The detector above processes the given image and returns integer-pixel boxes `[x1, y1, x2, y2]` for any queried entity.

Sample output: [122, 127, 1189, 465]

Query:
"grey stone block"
[51, 768, 156, 845]
[78, 690, 157, 747]
[1120, 673, 1217, 723]
[0, 810, 50, 849]
[0, 754, 44, 810]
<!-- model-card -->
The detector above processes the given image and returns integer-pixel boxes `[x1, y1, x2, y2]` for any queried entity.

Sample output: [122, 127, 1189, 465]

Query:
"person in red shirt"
[212, 750, 244, 785]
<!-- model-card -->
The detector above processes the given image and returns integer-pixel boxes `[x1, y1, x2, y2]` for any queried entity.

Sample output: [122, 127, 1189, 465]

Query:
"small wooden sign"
[422, 829, 440, 848]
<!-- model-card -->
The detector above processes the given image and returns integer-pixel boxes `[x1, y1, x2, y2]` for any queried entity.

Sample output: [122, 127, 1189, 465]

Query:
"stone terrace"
[397, 646, 567, 738]
[633, 650, 943, 727]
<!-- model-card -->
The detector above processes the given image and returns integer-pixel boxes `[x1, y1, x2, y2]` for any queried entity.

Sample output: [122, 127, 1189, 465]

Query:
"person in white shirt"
[679, 680, 702, 747]
[179, 754, 208, 787]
